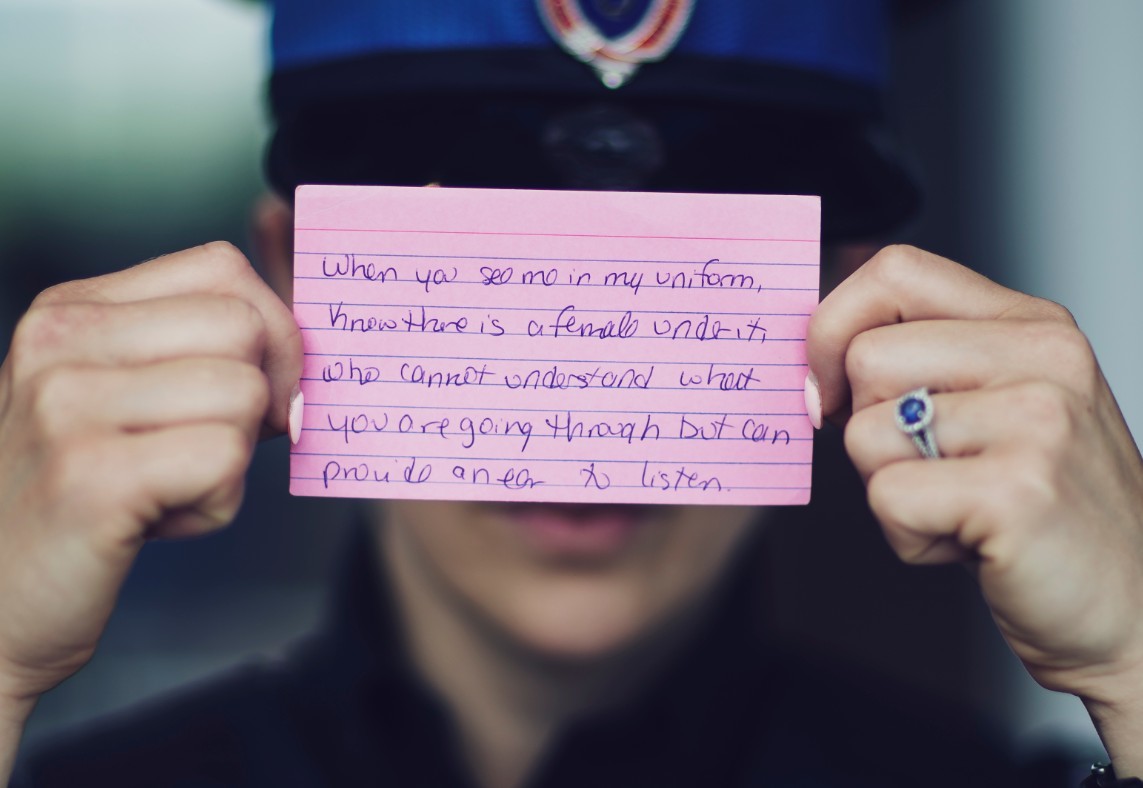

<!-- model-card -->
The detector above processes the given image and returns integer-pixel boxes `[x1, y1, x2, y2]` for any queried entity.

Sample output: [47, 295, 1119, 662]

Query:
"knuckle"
[1028, 296, 1077, 327]
[10, 306, 65, 364]
[46, 439, 92, 494]
[1041, 320, 1097, 383]
[29, 281, 82, 308]
[842, 407, 878, 461]
[206, 481, 247, 530]
[179, 425, 251, 519]
[866, 473, 919, 560]
[215, 296, 267, 357]
[1013, 318, 1099, 397]
[866, 466, 909, 530]
[227, 364, 271, 422]
[217, 290, 264, 329]
[211, 425, 253, 485]
[185, 361, 268, 426]
[43, 437, 127, 511]
[232, 295, 267, 338]
[843, 330, 881, 389]
[864, 244, 924, 290]
[804, 310, 830, 351]
[183, 358, 231, 394]
[27, 366, 85, 432]
[8, 320, 41, 380]
[985, 452, 1058, 523]
[244, 369, 272, 420]
[199, 241, 254, 281]
[1010, 381, 1076, 449]
[10, 303, 105, 372]
[865, 469, 894, 520]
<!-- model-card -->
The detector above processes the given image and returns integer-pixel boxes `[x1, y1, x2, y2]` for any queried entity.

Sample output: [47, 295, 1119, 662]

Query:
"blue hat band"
[272, 1, 888, 90]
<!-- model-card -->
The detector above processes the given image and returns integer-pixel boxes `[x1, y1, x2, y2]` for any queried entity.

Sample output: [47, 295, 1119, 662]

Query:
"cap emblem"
[537, 0, 695, 89]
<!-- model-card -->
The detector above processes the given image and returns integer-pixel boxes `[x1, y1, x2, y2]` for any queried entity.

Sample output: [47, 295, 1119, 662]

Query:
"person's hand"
[0, 243, 301, 748]
[807, 245, 1143, 772]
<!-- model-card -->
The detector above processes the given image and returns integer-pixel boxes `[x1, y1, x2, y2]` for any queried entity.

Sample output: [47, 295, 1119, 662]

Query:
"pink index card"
[290, 185, 819, 505]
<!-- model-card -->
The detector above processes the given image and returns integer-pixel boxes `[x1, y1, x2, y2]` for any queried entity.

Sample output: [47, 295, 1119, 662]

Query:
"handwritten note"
[289, 185, 819, 505]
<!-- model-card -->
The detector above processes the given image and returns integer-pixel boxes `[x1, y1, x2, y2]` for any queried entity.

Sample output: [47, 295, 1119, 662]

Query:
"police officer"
[3, 2, 1143, 786]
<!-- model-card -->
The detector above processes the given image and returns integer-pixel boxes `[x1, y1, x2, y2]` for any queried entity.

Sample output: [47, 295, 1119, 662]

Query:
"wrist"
[1083, 677, 1143, 782]
[0, 691, 33, 784]
[1083, 762, 1143, 787]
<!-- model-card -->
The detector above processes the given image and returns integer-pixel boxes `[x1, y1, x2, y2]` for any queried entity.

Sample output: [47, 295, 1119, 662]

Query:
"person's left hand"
[807, 245, 1143, 771]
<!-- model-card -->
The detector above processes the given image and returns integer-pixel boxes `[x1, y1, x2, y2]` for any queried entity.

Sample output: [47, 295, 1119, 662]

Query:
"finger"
[28, 359, 270, 443]
[848, 380, 1088, 482]
[10, 295, 267, 383]
[806, 245, 1070, 420]
[69, 423, 253, 548]
[137, 424, 251, 539]
[845, 390, 985, 480]
[34, 242, 302, 434]
[844, 318, 1095, 413]
[867, 457, 995, 565]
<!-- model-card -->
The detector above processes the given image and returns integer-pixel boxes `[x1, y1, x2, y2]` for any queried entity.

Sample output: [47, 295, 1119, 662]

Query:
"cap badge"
[537, 0, 695, 89]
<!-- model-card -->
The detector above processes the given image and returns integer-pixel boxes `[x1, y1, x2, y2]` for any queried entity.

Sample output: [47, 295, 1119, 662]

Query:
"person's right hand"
[0, 242, 301, 720]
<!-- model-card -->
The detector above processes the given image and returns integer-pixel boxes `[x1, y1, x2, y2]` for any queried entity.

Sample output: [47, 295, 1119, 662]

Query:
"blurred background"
[1, 0, 1141, 773]
[0, 0, 354, 746]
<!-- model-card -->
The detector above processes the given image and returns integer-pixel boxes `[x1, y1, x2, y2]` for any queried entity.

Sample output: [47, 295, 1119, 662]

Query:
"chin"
[381, 499, 759, 665]
[492, 572, 659, 662]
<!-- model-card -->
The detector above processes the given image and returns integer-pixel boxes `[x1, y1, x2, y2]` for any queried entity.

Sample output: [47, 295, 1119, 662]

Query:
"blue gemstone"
[900, 397, 926, 425]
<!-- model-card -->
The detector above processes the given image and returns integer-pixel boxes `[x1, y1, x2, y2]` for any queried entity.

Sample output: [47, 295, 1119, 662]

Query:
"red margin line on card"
[294, 228, 818, 243]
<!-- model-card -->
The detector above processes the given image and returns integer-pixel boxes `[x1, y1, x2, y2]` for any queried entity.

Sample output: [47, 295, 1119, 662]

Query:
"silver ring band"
[895, 387, 941, 460]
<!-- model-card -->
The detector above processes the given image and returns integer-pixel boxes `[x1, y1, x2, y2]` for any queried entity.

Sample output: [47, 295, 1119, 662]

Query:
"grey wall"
[892, 0, 1143, 760]
[966, 0, 1143, 757]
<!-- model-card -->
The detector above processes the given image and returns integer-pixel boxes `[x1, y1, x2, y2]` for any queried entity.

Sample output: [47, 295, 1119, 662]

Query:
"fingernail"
[804, 372, 823, 430]
[288, 383, 304, 445]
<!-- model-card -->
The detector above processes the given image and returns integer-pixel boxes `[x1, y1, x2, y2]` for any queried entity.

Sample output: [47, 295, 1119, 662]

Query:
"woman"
[3, 1, 1143, 785]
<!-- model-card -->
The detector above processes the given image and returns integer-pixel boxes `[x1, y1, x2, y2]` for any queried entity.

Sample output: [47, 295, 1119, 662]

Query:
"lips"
[490, 503, 656, 559]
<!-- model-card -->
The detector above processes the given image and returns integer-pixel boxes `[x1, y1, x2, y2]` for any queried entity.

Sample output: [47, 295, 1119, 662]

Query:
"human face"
[379, 500, 759, 660]
[253, 196, 763, 662]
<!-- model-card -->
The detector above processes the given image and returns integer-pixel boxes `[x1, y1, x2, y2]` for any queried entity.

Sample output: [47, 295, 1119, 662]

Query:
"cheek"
[383, 501, 760, 660]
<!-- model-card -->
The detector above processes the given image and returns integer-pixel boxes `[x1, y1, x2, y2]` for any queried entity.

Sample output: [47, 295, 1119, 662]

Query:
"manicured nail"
[288, 383, 304, 445]
[804, 372, 823, 430]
